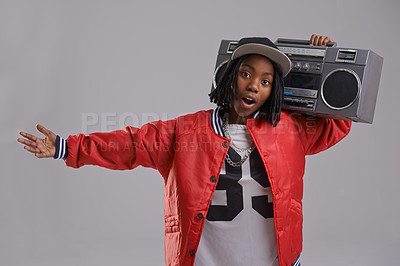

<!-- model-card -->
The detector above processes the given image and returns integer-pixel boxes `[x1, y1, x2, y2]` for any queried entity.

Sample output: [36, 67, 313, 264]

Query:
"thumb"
[36, 124, 52, 137]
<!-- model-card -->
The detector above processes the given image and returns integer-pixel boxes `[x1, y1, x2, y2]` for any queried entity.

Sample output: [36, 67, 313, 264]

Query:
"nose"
[247, 79, 259, 93]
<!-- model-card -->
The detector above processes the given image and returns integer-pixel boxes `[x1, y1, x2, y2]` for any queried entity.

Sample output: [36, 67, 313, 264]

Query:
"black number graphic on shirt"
[206, 148, 273, 221]
[206, 149, 243, 221]
[250, 149, 274, 219]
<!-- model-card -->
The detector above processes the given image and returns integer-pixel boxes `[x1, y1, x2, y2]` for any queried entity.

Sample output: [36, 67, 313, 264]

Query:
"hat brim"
[231, 43, 292, 77]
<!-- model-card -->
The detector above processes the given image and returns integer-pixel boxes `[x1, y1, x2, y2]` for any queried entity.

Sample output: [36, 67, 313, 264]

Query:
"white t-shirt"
[195, 124, 279, 266]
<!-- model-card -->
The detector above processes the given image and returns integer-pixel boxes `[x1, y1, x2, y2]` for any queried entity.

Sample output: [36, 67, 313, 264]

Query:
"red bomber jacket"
[65, 109, 351, 266]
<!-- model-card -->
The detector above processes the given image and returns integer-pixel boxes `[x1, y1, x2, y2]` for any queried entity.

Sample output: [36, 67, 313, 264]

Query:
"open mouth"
[242, 97, 256, 106]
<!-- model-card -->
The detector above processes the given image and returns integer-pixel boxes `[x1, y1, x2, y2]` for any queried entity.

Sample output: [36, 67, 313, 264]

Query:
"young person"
[17, 34, 351, 266]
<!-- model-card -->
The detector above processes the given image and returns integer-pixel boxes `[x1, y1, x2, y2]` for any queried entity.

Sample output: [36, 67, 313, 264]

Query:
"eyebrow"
[241, 63, 274, 76]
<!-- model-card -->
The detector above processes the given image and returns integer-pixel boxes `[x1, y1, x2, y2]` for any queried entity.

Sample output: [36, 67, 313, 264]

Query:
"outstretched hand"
[310, 34, 334, 46]
[17, 124, 57, 158]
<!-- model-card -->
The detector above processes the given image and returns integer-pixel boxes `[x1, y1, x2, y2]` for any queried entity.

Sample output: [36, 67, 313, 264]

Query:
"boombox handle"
[276, 38, 337, 47]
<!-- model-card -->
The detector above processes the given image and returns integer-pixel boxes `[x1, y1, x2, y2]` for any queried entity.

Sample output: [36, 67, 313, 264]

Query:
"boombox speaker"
[212, 38, 383, 123]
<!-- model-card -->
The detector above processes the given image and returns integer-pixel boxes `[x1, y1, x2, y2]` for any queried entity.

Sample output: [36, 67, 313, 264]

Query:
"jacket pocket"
[165, 215, 180, 234]
[164, 215, 182, 265]
[289, 197, 302, 216]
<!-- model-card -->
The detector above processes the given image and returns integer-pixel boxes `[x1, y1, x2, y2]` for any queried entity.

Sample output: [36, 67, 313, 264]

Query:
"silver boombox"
[212, 38, 383, 123]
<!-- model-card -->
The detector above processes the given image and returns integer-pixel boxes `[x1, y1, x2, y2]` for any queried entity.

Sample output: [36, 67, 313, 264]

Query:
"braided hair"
[209, 54, 285, 127]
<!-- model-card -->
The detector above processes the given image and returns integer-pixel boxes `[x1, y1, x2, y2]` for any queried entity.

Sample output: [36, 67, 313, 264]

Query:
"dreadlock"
[209, 54, 285, 127]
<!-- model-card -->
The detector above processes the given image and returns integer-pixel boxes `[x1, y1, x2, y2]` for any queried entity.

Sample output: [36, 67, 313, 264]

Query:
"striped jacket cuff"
[53, 135, 68, 160]
[291, 254, 301, 266]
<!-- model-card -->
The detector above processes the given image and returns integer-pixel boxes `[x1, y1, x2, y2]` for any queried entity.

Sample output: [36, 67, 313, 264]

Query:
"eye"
[241, 71, 250, 78]
[262, 79, 271, 86]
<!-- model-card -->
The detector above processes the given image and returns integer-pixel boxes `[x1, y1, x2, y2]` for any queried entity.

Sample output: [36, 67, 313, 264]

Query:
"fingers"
[19, 131, 39, 142]
[18, 137, 43, 155]
[18, 137, 53, 157]
[22, 144, 52, 158]
[17, 135, 41, 154]
[310, 34, 334, 46]
[23, 144, 41, 154]
[17, 137, 37, 147]
[310, 34, 317, 45]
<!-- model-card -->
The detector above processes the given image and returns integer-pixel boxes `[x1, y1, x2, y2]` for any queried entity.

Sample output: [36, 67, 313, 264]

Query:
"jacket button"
[197, 213, 204, 219]
[189, 250, 195, 257]
[222, 141, 229, 148]
[210, 176, 217, 182]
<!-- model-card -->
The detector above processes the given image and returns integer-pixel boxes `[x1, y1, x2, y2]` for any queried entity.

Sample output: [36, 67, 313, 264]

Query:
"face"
[229, 54, 275, 124]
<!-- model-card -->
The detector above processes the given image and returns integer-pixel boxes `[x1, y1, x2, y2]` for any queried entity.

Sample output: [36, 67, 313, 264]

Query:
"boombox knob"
[293, 62, 302, 70]
[302, 63, 310, 71]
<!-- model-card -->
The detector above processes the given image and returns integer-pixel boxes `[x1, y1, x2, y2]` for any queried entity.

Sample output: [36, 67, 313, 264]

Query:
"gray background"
[1, 0, 399, 265]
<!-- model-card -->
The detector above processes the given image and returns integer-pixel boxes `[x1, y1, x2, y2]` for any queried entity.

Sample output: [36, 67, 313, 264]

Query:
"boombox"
[212, 38, 383, 123]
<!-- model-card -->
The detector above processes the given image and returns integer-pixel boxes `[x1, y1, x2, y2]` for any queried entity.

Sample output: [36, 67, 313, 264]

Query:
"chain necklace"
[222, 114, 255, 167]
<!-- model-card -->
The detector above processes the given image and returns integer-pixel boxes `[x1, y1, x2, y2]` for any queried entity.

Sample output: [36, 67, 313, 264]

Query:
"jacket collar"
[211, 106, 260, 138]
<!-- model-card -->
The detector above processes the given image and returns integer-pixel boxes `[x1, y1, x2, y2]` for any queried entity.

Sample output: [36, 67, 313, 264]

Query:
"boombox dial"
[293, 62, 310, 71]
[290, 61, 323, 74]
[293, 62, 302, 70]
